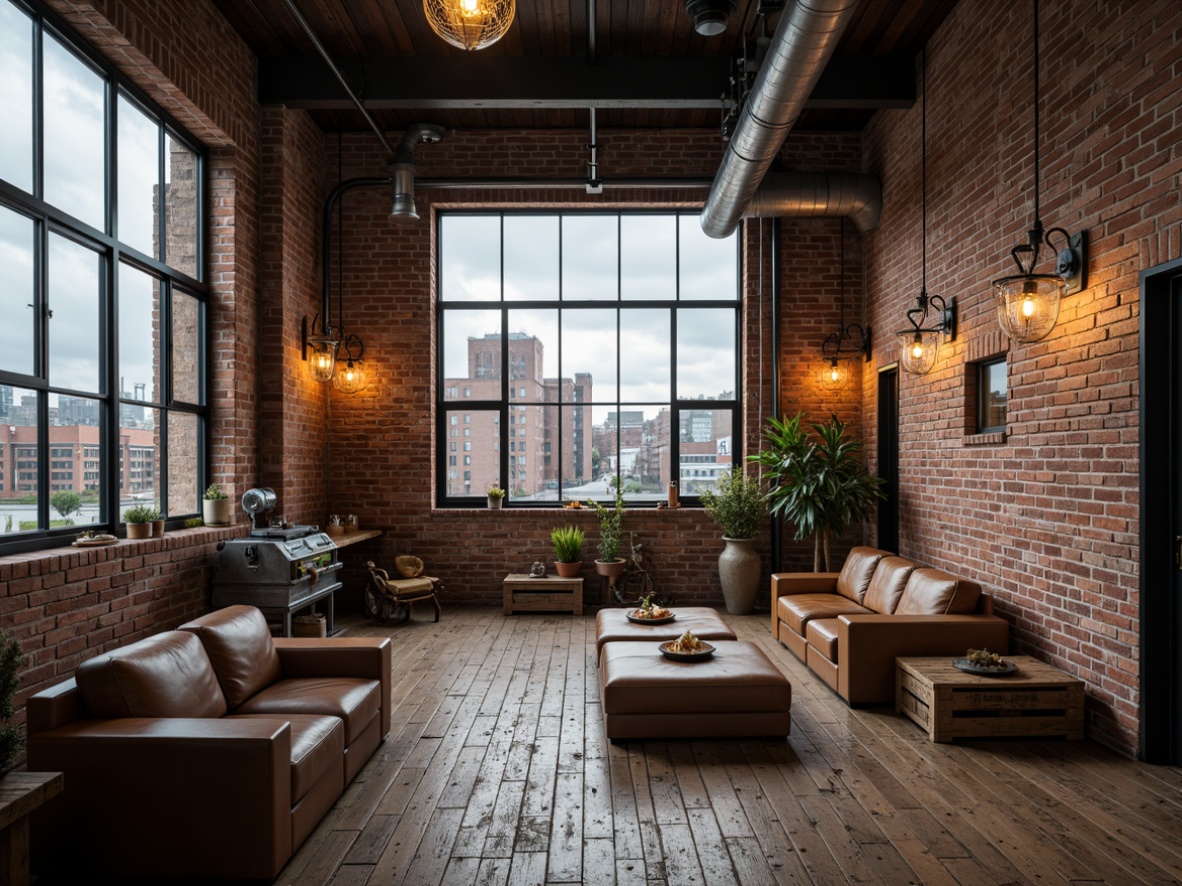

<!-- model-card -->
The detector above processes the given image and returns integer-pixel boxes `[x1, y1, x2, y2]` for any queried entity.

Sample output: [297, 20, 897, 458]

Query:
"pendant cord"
[839, 217, 846, 333]
[921, 44, 927, 296]
[1032, 0, 1041, 224]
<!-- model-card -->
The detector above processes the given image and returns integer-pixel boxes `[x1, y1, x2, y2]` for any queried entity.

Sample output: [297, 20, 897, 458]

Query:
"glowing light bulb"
[829, 366, 840, 383]
[1021, 295, 1037, 318]
[910, 339, 925, 360]
[461, 0, 479, 14]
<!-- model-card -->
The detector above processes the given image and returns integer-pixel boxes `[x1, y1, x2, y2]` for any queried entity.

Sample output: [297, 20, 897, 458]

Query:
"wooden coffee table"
[896, 655, 1084, 743]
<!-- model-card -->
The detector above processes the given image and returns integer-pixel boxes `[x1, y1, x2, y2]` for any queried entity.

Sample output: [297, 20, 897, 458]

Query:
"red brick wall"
[862, 0, 1181, 757]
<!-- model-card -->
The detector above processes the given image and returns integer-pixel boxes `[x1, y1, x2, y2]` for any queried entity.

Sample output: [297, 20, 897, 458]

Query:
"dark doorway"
[877, 365, 899, 554]
[1140, 256, 1182, 764]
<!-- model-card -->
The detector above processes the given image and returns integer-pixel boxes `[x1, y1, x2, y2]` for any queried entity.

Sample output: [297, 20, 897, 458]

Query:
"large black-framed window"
[436, 211, 741, 507]
[0, 0, 208, 554]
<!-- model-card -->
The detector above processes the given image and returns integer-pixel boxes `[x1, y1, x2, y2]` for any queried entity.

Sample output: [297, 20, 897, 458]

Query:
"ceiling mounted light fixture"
[819, 218, 870, 393]
[686, 0, 737, 36]
[896, 46, 955, 377]
[991, 0, 1086, 344]
[424, 0, 516, 50]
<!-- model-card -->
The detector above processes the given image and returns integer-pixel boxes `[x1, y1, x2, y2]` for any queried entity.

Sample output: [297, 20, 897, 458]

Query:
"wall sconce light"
[424, 0, 515, 50]
[818, 218, 870, 392]
[333, 334, 367, 394]
[302, 314, 339, 384]
[991, 0, 1087, 344]
[896, 292, 955, 376]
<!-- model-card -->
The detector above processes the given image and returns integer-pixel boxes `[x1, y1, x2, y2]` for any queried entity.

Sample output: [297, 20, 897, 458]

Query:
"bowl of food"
[953, 648, 1018, 677]
[659, 630, 714, 662]
[627, 604, 675, 625]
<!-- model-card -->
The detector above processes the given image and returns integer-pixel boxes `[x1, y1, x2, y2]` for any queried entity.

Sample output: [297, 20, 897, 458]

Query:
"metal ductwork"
[700, 0, 859, 239]
[745, 171, 882, 232]
[390, 124, 446, 222]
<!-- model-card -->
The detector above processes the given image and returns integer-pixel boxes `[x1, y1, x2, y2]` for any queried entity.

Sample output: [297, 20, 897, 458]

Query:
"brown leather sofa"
[771, 547, 1009, 705]
[26, 605, 391, 882]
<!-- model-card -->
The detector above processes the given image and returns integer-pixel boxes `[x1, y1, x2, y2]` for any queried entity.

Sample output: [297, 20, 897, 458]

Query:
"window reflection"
[43, 33, 105, 230]
[47, 232, 101, 394]
[0, 1, 33, 192]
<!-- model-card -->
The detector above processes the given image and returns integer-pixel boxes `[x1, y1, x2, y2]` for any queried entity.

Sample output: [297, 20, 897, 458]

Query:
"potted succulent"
[486, 484, 506, 509]
[700, 467, 770, 615]
[550, 525, 585, 578]
[203, 483, 231, 526]
[0, 626, 26, 775]
[588, 480, 626, 582]
[123, 505, 155, 539]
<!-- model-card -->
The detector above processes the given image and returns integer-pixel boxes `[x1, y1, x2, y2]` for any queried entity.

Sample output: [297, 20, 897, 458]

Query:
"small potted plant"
[588, 480, 626, 582]
[123, 505, 155, 539]
[0, 626, 26, 775]
[700, 468, 770, 615]
[550, 525, 585, 577]
[149, 508, 165, 537]
[486, 485, 506, 510]
[203, 483, 231, 526]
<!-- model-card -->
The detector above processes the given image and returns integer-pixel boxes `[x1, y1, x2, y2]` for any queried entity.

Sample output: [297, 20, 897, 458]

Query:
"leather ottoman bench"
[594, 607, 737, 664]
[598, 640, 792, 741]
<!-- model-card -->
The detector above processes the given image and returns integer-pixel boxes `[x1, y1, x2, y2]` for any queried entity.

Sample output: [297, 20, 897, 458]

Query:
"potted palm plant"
[700, 467, 769, 615]
[203, 483, 231, 526]
[550, 525, 585, 577]
[750, 412, 884, 571]
[123, 505, 155, 539]
[588, 480, 626, 582]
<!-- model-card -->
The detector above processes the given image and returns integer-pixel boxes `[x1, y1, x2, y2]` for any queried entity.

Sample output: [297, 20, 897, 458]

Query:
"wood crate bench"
[502, 574, 583, 615]
[896, 655, 1085, 743]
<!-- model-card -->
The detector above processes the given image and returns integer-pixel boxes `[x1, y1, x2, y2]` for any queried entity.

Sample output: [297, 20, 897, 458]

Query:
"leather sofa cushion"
[862, 557, 916, 614]
[835, 547, 889, 603]
[228, 713, 343, 803]
[594, 607, 736, 654]
[805, 618, 841, 663]
[896, 568, 983, 615]
[76, 632, 227, 719]
[778, 593, 870, 636]
[180, 606, 283, 709]
[236, 677, 381, 746]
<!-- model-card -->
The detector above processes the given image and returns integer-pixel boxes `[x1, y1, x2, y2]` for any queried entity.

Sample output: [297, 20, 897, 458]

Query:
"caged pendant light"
[896, 46, 955, 376]
[424, 0, 516, 51]
[991, 0, 1086, 343]
[819, 218, 870, 393]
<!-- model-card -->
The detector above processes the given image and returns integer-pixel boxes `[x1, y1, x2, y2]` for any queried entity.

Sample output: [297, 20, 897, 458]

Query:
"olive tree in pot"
[550, 525, 585, 578]
[589, 479, 626, 583]
[750, 412, 884, 572]
[700, 468, 769, 615]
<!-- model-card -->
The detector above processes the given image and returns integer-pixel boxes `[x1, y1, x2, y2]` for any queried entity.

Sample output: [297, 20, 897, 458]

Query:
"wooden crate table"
[1, 771, 64, 886]
[896, 655, 1084, 743]
[503, 574, 583, 615]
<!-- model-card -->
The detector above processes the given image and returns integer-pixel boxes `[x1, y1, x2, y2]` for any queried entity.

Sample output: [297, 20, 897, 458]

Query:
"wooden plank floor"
[274, 606, 1182, 886]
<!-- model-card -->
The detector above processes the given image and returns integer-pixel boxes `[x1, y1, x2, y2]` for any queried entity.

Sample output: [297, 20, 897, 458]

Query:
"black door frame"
[1139, 255, 1182, 763]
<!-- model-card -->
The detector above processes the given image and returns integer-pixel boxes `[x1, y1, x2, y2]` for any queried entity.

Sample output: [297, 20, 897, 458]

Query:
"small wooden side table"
[0, 771, 64, 886]
[897, 655, 1084, 743]
[503, 574, 583, 615]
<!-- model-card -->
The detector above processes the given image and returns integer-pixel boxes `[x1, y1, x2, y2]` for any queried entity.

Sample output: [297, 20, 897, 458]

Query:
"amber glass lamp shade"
[308, 339, 338, 384]
[334, 358, 367, 394]
[423, 0, 515, 50]
[820, 358, 849, 392]
[898, 330, 940, 375]
[994, 274, 1062, 343]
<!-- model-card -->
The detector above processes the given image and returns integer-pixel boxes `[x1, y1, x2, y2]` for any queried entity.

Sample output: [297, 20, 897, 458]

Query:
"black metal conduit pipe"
[770, 217, 783, 573]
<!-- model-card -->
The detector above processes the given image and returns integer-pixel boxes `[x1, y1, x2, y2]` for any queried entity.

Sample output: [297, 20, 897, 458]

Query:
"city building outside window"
[0, 0, 207, 552]
[436, 211, 740, 506]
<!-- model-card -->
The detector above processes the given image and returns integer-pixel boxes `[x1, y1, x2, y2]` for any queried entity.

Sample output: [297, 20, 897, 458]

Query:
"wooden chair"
[364, 557, 443, 624]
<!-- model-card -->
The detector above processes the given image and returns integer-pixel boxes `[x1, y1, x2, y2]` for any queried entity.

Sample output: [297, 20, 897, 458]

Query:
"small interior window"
[977, 358, 1006, 433]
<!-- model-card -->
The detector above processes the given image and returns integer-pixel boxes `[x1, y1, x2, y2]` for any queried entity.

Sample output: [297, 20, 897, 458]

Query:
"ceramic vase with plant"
[589, 480, 626, 581]
[203, 483, 231, 526]
[487, 485, 506, 510]
[0, 626, 26, 775]
[123, 505, 155, 539]
[700, 468, 769, 615]
[550, 525, 585, 577]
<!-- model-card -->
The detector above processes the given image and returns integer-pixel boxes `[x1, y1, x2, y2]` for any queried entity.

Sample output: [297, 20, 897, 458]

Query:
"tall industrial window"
[436, 212, 740, 506]
[0, 0, 207, 553]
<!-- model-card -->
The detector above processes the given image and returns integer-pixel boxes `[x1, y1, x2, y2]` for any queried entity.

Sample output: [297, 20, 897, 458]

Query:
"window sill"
[0, 524, 244, 574]
[963, 431, 1006, 446]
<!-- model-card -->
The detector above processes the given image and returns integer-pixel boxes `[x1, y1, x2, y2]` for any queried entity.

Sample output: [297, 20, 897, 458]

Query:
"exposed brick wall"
[862, 0, 1181, 757]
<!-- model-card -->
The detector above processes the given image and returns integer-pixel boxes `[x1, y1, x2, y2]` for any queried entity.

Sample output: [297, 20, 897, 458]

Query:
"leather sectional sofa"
[771, 547, 1009, 704]
[26, 605, 391, 881]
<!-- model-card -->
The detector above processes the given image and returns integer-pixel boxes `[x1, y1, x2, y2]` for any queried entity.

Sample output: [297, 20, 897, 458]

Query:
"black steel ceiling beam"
[259, 56, 914, 111]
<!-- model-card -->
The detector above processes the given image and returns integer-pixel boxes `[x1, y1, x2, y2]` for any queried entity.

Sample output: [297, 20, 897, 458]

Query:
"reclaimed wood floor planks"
[264, 606, 1182, 885]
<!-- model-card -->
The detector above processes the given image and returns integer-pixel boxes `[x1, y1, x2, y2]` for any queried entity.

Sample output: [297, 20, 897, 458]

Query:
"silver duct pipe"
[390, 124, 446, 221]
[744, 171, 882, 232]
[700, 0, 859, 239]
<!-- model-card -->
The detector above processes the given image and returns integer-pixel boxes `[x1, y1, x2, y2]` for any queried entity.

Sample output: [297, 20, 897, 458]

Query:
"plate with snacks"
[627, 606, 675, 625]
[73, 532, 119, 547]
[659, 631, 714, 662]
[953, 648, 1018, 677]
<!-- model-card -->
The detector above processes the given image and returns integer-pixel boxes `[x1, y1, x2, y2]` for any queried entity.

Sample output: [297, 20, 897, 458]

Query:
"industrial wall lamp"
[991, 0, 1087, 343]
[302, 315, 339, 384]
[819, 218, 870, 392]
